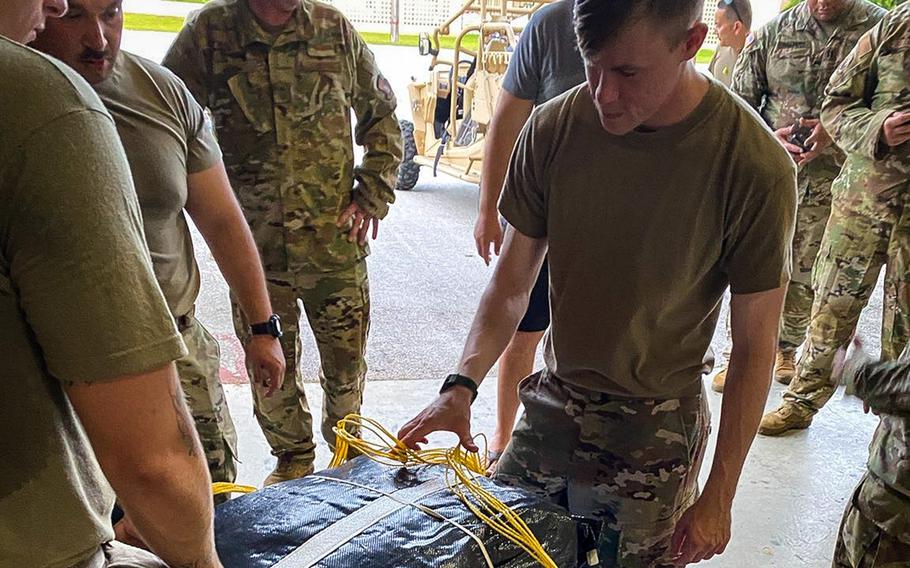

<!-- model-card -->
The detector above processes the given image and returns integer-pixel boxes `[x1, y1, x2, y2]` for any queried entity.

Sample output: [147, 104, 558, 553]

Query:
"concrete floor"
[121, 31, 890, 567]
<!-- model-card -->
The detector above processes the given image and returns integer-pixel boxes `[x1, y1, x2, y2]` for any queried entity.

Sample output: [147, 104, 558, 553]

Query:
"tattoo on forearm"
[170, 386, 199, 457]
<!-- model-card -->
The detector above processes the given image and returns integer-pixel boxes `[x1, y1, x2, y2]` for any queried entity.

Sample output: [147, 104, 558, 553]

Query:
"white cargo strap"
[272, 475, 452, 568]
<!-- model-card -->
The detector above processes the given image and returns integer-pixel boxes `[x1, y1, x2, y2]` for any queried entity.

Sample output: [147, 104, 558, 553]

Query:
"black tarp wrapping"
[215, 456, 579, 567]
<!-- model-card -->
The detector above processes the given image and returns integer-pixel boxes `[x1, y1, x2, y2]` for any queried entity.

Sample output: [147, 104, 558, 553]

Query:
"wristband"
[439, 373, 479, 403]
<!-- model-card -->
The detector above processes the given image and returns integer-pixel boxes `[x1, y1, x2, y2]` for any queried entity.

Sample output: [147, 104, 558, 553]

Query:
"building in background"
[321, 0, 485, 34]
[321, 0, 782, 46]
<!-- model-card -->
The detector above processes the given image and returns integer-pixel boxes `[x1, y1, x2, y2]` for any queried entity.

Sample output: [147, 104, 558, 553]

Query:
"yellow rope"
[330, 415, 558, 568]
[212, 482, 257, 496]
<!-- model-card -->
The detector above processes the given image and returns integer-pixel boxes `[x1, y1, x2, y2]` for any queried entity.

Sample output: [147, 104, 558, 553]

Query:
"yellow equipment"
[330, 414, 559, 568]
[397, 0, 555, 190]
[212, 414, 563, 568]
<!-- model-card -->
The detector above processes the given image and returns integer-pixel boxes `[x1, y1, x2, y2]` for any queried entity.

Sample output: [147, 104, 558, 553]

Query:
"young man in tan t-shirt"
[399, 0, 796, 565]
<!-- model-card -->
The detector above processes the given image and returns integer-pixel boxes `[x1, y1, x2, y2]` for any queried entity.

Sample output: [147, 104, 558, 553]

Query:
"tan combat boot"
[263, 454, 315, 487]
[711, 368, 728, 393]
[774, 350, 797, 385]
[758, 402, 813, 436]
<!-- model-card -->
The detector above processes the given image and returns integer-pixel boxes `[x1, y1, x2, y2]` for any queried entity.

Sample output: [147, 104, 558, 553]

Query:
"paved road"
[122, 29, 888, 568]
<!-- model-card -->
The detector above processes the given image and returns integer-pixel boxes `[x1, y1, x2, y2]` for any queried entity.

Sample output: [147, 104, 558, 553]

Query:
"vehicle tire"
[396, 119, 420, 191]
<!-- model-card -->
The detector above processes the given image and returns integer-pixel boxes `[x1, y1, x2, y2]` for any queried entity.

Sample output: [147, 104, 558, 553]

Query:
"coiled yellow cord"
[212, 482, 257, 496]
[330, 415, 558, 568]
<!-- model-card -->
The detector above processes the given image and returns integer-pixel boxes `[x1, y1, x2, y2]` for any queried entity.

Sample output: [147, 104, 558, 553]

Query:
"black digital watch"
[250, 314, 283, 338]
[439, 373, 479, 403]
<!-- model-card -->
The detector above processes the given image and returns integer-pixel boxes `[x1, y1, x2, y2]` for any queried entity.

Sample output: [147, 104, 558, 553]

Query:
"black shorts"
[517, 257, 550, 333]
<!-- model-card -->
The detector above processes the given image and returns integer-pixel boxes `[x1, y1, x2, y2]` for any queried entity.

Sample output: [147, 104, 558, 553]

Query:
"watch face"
[269, 315, 283, 337]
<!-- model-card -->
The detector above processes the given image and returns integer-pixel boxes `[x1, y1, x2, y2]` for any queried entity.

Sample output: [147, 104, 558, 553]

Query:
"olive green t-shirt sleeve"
[180, 80, 222, 174]
[724, 172, 797, 295]
[498, 114, 548, 238]
[4, 110, 186, 383]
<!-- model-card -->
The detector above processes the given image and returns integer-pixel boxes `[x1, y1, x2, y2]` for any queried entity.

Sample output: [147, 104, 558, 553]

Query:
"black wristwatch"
[251, 314, 283, 338]
[440, 373, 478, 403]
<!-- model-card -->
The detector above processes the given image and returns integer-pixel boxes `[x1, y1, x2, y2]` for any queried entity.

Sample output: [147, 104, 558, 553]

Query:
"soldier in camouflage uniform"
[723, 0, 885, 396]
[761, 4, 910, 436]
[163, 0, 402, 485]
[832, 344, 910, 567]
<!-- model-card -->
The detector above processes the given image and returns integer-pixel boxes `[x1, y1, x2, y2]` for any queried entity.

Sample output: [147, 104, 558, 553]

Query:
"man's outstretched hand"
[398, 387, 478, 452]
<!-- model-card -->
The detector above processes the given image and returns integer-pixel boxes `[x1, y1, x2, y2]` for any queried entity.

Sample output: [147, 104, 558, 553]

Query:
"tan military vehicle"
[396, 0, 554, 190]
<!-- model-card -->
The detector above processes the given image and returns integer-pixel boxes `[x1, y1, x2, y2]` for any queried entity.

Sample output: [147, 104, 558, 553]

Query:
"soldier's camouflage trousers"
[176, 312, 238, 484]
[833, 474, 910, 568]
[779, 170, 835, 351]
[233, 260, 369, 464]
[784, 183, 910, 413]
[494, 370, 710, 567]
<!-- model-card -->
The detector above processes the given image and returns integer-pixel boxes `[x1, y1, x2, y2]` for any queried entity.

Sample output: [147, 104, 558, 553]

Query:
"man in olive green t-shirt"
[32, 0, 286, 489]
[0, 1, 222, 567]
[400, 1, 797, 565]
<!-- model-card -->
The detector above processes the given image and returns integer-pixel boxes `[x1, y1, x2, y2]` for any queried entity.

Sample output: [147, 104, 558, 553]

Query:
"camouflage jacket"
[163, 0, 402, 273]
[732, 0, 885, 181]
[821, 4, 910, 199]
[845, 357, 910, 541]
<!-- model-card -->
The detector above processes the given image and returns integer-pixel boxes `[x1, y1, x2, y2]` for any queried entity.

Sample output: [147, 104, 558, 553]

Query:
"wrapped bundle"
[215, 456, 581, 568]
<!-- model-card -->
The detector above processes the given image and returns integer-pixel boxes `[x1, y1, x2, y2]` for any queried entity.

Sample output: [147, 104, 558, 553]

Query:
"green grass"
[122, 17, 474, 52]
[122, 15, 471, 51]
[122, 14, 716, 64]
[359, 31, 480, 51]
[124, 13, 185, 32]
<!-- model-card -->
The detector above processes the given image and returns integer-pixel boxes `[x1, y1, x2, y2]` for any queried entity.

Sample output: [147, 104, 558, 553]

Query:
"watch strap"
[440, 373, 479, 402]
[250, 321, 271, 335]
[250, 314, 282, 338]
